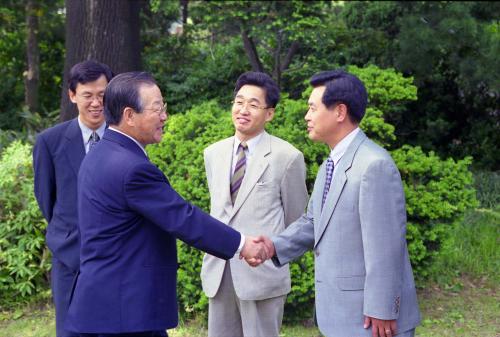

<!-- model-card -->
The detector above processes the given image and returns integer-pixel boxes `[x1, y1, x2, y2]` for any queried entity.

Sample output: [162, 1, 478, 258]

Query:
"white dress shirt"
[78, 117, 106, 153]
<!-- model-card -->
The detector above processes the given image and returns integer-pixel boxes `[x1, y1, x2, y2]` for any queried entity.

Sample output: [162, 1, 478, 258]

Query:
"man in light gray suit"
[201, 72, 308, 337]
[256, 70, 421, 337]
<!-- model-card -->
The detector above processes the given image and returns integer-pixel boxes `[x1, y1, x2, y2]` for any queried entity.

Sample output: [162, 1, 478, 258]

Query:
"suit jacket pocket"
[254, 181, 278, 205]
[336, 275, 365, 291]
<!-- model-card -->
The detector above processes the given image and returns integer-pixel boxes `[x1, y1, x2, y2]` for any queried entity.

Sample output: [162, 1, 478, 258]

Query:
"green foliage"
[427, 207, 500, 287]
[392, 146, 478, 280]
[0, 141, 50, 305]
[0, 0, 64, 131]
[473, 171, 500, 209]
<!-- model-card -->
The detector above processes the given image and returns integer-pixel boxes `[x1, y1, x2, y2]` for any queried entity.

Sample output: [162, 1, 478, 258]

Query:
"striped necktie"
[230, 142, 248, 204]
[88, 131, 100, 152]
[321, 157, 334, 210]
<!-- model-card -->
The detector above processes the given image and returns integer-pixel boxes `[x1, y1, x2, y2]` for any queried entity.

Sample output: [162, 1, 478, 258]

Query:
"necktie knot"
[238, 141, 248, 152]
[88, 131, 100, 152]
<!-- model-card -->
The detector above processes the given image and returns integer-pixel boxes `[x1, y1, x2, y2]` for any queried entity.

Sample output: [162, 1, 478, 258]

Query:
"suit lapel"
[312, 161, 326, 229]
[230, 132, 270, 220]
[63, 119, 85, 176]
[314, 131, 367, 247]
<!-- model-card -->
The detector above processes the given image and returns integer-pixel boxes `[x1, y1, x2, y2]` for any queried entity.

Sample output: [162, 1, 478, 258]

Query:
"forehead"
[74, 75, 108, 93]
[308, 86, 326, 104]
[235, 84, 266, 102]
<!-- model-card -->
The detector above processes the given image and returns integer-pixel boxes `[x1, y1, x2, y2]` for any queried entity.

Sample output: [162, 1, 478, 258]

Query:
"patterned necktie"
[321, 157, 334, 210]
[230, 142, 248, 204]
[88, 131, 100, 152]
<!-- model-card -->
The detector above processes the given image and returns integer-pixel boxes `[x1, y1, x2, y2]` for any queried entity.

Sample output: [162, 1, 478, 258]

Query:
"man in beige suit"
[201, 72, 308, 337]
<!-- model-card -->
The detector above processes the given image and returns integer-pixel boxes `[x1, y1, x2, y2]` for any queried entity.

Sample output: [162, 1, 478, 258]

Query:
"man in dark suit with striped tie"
[33, 60, 113, 337]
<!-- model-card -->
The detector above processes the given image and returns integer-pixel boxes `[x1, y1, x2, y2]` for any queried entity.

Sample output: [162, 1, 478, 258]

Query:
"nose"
[90, 97, 102, 106]
[304, 109, 311, 121]
[160, 111, 168, 122]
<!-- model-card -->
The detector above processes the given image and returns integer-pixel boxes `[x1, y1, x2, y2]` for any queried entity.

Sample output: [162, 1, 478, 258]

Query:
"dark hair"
[104, 71, 157, 125]
[234, 71, 280, 108]
[310, 70, 368, 123]
[68, 60, 114, 93]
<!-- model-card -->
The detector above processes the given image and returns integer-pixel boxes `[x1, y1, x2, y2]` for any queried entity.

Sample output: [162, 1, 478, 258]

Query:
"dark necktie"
[88, 131, 100, 152]
[321, 157, 334, 210]
[230, 142, 248, 204]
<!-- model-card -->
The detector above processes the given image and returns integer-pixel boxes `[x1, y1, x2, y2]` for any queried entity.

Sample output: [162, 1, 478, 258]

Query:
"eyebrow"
[80, 90, 104, 95]
[235, 94, 261, 103]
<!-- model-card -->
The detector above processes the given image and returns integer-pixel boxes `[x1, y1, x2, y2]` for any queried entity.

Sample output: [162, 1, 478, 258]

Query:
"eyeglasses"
[232, 100, 268, 113]
[143, 103, 168, 116]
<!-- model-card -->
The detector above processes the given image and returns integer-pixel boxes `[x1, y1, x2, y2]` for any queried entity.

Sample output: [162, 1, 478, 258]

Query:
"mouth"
[89, 110, 103, 117]
[236, 117, 250, 124]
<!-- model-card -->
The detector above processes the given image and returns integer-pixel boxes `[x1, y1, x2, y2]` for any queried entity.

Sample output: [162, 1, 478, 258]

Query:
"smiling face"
[232, 84, 274, 141]
[130, 84, 168, 146]
[69, 74, 108, 130]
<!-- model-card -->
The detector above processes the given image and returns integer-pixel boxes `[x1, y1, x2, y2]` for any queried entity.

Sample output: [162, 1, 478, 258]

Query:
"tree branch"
[281, 40, 300, 72]
[240, 28, 264, 72]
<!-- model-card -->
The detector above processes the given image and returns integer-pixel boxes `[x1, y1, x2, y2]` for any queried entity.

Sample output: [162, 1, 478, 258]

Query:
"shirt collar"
[78, 117, 106, 144]
[329, 127, 360, 166]
[108, 126, 148, 157]
[233, 131, 265, 157]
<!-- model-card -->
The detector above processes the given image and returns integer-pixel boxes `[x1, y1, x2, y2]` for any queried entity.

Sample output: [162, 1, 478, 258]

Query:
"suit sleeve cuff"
[235, 234, 245, 254]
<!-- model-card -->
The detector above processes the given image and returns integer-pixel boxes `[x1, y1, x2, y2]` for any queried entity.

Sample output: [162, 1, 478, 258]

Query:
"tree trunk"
[60, 0, 144, 121]
[25, 0, 40, 113]
[180, 0, 188, 24]
[240, 28, 264, 73]
[273, 30, 283, 87]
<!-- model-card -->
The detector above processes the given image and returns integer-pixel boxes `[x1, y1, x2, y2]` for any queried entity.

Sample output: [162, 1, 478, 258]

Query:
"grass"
[1, 208, 498, 336]
[1, 280, 497, 337]
[428, 207, 500, 286]
[416, 277, 499, 336]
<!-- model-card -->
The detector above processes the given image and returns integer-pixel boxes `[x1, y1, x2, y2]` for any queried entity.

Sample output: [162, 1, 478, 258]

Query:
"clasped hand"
[238, 236, 275, 267]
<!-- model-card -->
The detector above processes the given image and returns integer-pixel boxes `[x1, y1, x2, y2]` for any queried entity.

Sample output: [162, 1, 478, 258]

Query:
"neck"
[235, 130, 263, 143]
[80, 119, 104, 131]
[111, 124, 146, 147]
[327, 124, 357, 149]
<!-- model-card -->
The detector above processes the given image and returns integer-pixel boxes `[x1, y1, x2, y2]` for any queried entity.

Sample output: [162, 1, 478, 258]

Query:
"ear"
[123, 107, 136, 127]
[265, 108, 275, 122]
[336, 103, 348, 122]
[68, 89, 77, 103]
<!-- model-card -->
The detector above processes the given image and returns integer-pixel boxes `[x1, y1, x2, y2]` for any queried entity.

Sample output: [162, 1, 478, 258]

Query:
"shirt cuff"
[235, 234, 246, 254]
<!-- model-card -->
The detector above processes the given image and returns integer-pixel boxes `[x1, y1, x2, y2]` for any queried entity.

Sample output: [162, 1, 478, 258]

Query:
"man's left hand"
[364, 316, 397, 337]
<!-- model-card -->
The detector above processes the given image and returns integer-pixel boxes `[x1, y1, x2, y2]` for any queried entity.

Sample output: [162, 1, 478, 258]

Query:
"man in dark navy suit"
[33, 60, 114, 337]
[65, 71, 266, 336]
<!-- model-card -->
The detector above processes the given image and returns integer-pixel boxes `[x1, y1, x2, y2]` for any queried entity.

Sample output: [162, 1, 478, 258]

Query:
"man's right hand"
[254, 235, 275, 258]
[239, 236, 268, 266]
[240, 235, 276, 267]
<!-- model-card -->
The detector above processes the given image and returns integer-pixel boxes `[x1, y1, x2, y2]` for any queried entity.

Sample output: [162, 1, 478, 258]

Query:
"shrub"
[0, 141, 50, 306]
[392, 146, 478, 281]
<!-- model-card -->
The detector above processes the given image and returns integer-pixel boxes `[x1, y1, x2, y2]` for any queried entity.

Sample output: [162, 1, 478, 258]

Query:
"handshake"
[239, 236, 275, 267]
